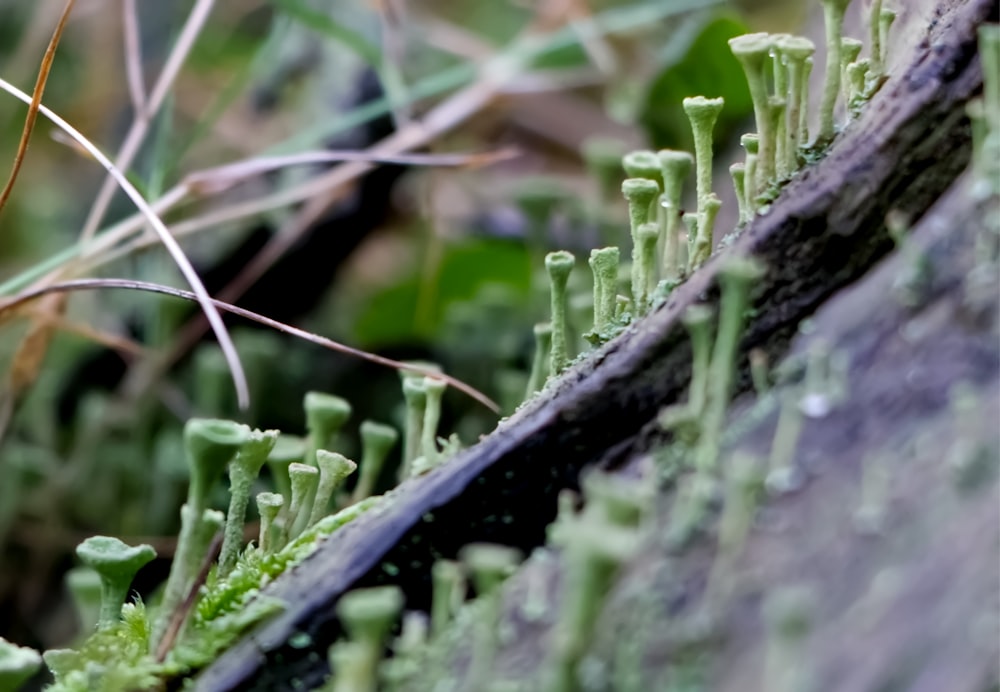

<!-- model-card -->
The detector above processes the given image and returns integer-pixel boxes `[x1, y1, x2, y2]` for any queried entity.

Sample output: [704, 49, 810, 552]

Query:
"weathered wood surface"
[195, 0, 996, 688]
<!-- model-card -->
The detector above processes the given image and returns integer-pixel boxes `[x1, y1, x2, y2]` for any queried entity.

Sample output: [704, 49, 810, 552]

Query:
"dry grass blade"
[0, 75, 249, 410]
[122, 0, 146, 112]
[184, 146, 520, 195]
[0, 278, 501, 413]
[0, 0, 76, 219]
[79, 0, 216, 241]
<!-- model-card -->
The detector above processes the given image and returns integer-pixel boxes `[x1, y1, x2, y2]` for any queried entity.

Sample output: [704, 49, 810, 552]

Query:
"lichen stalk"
[878, 8, 896, 69]
[419, 377, 447, 468]
[869, 0, 884, 76]
[400, 377, 427, 480]
[731, 163, 749, 225]
[741, 134, 760, 215]
[545, 251, 577, 376]
[352, 422, 398, 503]
[526, 322, 553, 397]
[778, 36, 816, 172]
[694, 257, 764, 473]
[309, 451, 357, 526]
[817, 0, 854, 147]
[658, 150, 694, 279]
[689, 193, 722, 271]
[682, 96, 725, 207]
[255, 492, 284, 555]
[634, 222, 660, 313]
[730, 34, 776, 193]
[839, 37, 864, 104]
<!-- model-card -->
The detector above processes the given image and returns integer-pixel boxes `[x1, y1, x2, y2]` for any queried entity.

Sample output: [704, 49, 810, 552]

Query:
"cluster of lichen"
[19, 369, 458, 691]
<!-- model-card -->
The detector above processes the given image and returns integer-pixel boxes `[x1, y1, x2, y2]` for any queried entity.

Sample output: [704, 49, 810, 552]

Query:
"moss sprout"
[352, 421, 399, 503]
[730, 33, 776, 192]
[817, 0, 854, 147]
[75, 536, 156, 629]
[545, 251, 577, 377]
[255, 492, 284, 555]
[0, 637, 42, 691]
[309, 451, 358, 526]
[220, 429, 278, 577]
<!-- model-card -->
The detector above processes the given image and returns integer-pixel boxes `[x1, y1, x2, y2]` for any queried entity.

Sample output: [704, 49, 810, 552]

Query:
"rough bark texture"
[195, 0, 998, 689]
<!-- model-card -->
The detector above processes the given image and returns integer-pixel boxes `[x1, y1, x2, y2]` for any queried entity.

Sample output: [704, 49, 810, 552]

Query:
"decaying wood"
[195, 0, 996, 688]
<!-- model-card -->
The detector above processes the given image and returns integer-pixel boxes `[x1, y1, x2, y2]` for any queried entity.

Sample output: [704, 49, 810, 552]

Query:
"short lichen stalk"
[460, 543, 523, 688]
[634, 222, 660, 312]
[778, 36, 816, 171]
[255, 492, 284, 555]
[588, 247, 620, 336]
[730, 163, 749, 225]
[683, 96, 725, 208]
[730, 34, 776, 193]
[693, 257, 764, 474]
[410, 377, 447, 475]
[545, 480, 643, 692]
[75, 536, 156, 629]
[351, 421, 398, 503]
[219, 429, 278, 577]
[622, 150, 664, 221]
[333, 586, 404, 692]
[741, 134, 760, 215]
[282, 462, 319, 543]
[766, 389, 806, 496]
[816, 0, 854, 147]
[0, 637, 42, 691]
[526, 323, 554, 396]
[153, 418, 249, 651]
[308, 451, 357, 526]
[400, 376, 427, 480]
[304, 392, 351, 468]
[266, 434, 304, 502]
[878, 8, 896, 71]
[868, 0, 884, 77]
[545, 251, 577, 377]
[658, 150, 694, 279]
[763, 587, 816, 692]
[705, 453, 762, 608]
[839, 37, 864, 105]
[430, 559, 465, 637]
[688, 193, 722, 271]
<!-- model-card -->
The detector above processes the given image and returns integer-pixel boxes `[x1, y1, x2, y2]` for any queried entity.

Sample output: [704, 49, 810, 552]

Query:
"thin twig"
[0, 0, 76, 219]
[0, 76, 249, 409]
[122, 0, 147, 113]
[79, 0, 217, 241]
[0, 278, 501, 413]
[154, 531, 223, 663]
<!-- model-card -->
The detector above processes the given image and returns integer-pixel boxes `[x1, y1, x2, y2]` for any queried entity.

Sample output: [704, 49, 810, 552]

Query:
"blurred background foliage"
[0, 0, 808, 658]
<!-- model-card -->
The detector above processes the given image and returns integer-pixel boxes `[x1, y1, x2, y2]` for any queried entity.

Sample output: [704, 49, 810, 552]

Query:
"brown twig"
[155, 531, 224, 663]
[0, 277, 501, 413]
[0, 0, 76, 219]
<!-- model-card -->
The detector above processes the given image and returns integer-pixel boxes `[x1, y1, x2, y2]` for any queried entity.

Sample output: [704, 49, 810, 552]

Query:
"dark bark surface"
[195, 0, 999, 689]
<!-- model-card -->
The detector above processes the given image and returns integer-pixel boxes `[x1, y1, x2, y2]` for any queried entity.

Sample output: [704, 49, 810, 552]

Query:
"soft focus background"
[0, 0, 826, 654]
